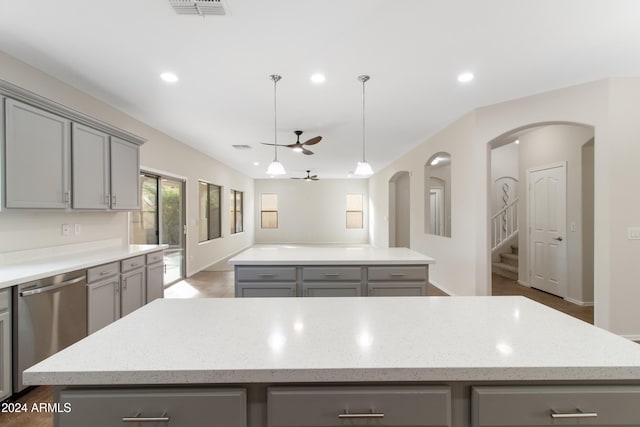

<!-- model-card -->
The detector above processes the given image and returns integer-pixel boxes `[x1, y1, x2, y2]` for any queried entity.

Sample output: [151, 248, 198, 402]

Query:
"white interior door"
[528, 163, 567, 297]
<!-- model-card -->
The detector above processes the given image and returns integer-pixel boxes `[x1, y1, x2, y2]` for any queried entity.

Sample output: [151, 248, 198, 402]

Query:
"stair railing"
[491, 198, 519, 251]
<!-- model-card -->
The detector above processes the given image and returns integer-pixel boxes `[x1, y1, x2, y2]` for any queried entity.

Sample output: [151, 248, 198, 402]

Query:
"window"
[346, 194, 364, 229]
[199, 181, 221, 242]
[230, 189, 243, 234]
[261, 194, 278, 229]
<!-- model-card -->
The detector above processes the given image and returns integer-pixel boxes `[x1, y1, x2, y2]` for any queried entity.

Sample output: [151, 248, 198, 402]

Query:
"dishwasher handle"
[20, 275, 86, 297]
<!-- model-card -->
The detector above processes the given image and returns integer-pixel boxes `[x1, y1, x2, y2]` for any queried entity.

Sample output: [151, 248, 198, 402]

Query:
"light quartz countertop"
[0, 239, 165, 289]
[24, 296, 640, 386]
[228, 245, 435, 265]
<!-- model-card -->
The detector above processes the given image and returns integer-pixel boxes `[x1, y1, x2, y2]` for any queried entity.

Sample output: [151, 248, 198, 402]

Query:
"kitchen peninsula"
[25, 296, 640, 427]
[229, 245, 436, 297]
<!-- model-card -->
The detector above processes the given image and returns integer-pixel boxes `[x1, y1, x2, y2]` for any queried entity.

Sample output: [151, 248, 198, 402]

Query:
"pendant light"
[354, 74, 373, 176]
[266, 74, 286, 176]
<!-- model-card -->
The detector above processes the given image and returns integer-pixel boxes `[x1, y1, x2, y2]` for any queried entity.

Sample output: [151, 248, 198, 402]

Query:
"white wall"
[517, 124, 594, 305]
[491, 142, 519, 215]
[389, 171, 410, 247]
[369, 78, 640, 338]
[0, 51, 253, 275]
[254, 179, 369, 245]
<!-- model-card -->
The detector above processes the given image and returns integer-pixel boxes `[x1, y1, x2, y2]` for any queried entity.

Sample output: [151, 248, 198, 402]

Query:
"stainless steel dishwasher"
[13, 269, 87, 393]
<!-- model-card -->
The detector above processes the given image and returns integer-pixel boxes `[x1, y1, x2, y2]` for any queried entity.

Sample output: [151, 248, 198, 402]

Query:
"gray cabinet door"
[121, 268, 146, 317]
[87, 277, 120, 334]
[71, 123, 110, 209]
[0, 299, 11, 401]
[302, 282, 361, 297]
[146, 262, 164, 303]
[237, 283, 296, 297]
[368, 282, 427, 296]
[110, 136, 139, 210]
[4, 98, 70, 208]
[58, 387, 247, 427]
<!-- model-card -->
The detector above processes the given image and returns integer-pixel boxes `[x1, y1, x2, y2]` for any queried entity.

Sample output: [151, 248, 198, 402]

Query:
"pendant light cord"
[273, 75, 279, 161]
[361, 77, 366, 162]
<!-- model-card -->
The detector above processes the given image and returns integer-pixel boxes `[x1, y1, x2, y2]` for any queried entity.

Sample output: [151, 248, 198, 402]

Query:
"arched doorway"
[388, 171, 410, 248]
[488, 122, 595, 312]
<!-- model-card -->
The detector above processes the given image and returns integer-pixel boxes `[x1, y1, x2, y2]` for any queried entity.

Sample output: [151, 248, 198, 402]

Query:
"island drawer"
[302, 282, 362, 297]
[236, 282, 296, 297]
[303, 266, 362, 281]
[367, 266, 427, 281]
[471, 385, 640, 427]
[87, 262, 119, 282]
[121, 255, 145, 273]
[146, 250, 164, 264]
[58, 387, 247, 427]
[368, 282, 427, 296]
[268, 385, 451, 427]
[236, 266, 296, 282]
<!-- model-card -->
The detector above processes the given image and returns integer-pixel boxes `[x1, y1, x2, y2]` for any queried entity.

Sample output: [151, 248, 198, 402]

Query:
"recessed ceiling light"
[457, 72, 474, 83]
[160, 72, 179, 83]
[311, 73, 326, 84]
[253, 162, 260, 166]
[514, 139, 520, 145]
[431, 157, 440, 166]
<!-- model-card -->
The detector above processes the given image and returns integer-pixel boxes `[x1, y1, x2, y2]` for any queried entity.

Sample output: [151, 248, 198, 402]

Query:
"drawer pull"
[550, 409, 597, 419]
[338, 411, 384, 419]
[390, 273, 406, 277]
[259, 274, 275, 277]
[122, 412, 170, 423]
[99, 271, 110, 276]
[324, 273, 340, 277]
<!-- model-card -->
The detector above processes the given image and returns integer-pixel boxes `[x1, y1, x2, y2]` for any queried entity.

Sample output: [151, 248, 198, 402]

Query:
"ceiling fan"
[262, 130, 322, 155]
[291, 170, 319, 181]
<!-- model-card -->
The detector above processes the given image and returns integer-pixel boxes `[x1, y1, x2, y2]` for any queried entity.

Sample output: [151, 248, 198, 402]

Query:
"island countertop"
[24, 296, 640, 386]
[228, 245, 435, 265]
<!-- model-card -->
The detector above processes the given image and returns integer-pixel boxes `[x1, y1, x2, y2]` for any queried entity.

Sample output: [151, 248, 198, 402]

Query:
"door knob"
[553, 236, 563, 241]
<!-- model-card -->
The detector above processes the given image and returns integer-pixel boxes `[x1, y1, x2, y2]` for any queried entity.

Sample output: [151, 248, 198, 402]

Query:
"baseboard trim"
[187, 245, 252, 277]
[564, 296, 594, 307]
[517, 280, 530, 287]
[621, 334, 640, 342]
[429, 279, 456, 296]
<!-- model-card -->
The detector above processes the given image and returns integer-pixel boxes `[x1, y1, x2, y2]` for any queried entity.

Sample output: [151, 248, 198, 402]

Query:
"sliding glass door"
[130, 173, 186, 285]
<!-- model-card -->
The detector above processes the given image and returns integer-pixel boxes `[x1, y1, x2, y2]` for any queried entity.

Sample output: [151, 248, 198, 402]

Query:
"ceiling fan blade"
[285, 143, 300, 148]
[302, 136, 322, 146]
[302, 148, 314, 155]
[310, 175, 318, 179]
[261, 142, 278, 146]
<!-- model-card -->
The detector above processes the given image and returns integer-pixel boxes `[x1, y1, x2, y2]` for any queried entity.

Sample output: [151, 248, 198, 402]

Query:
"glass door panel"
[130, 175, 158, 244]
[160, 177, 185, 284]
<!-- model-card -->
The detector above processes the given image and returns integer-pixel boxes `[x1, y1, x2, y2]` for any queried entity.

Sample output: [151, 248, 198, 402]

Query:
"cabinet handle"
[550, 409, 597, 419]
[122, 412, 170, 423]
[259, 274, 275, 277]
[100, 271, 110, 276]
[63, 191, 71, 204]
[338, 411, 384, 419]
[324, 273, 340, 277]
[390, 273, 406, 277]
[112, 194, 117, 206]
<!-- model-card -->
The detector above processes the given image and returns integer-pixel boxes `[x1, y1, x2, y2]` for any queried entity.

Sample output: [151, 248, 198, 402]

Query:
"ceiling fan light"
[267, 160, 286, 176]
[292, 146, 303, 153]
[354, 161, 373, 176]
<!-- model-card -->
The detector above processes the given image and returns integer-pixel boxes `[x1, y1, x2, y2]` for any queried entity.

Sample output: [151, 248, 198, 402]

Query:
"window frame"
[346, 193, 364, 229]
[198, 181, 222, 242]
[230, 189, 244, 234]
[260, 193, 279, 229]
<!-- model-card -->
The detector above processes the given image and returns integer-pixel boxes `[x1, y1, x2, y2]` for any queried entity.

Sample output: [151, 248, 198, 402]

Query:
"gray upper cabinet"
[72, 123, 110, 209]
[4, 98, 70, 208]
[72, 126, 140, 210]
[110, 137, 140, 210]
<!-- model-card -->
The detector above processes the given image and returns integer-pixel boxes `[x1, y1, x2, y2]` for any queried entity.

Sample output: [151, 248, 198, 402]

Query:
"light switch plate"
[628, 227, 640, 240]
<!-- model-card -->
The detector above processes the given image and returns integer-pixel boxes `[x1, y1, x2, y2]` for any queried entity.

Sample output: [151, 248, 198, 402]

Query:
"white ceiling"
[1, 0, 639, 179]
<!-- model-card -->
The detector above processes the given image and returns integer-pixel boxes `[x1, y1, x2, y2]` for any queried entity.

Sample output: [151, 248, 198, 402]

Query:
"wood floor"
[0, 271, 602, 427]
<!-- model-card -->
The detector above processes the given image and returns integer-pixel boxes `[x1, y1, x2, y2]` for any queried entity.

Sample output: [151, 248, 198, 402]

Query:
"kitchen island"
[229, 245, 436, 297]
[24, 296, 640, 427]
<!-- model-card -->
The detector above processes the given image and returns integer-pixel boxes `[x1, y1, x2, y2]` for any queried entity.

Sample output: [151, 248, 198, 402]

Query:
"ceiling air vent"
[169, 0, 227, 16]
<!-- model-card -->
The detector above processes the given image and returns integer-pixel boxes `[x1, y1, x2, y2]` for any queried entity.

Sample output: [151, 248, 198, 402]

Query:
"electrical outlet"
[62, 224, 70, 236]
[74, 223, 81, 235]
[628, 227, 640, 240]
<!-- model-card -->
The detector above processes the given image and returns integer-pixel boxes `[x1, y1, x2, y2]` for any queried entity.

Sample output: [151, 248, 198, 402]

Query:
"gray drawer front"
[303, 283, 361, 297]
[303, 266, 362, 281]
[368, 266, 427, 281]
[146, 250, 164, 264]
[236, 266, 296, 282]
[87, 262, 119, 282]
[268, 386, 451, 427]
[121, 255, 146, 273]
[368, 282, 427, 296]
[59, 387, 246, 427]
[237, 283, 296, 297]
[471, 385, 640, 427]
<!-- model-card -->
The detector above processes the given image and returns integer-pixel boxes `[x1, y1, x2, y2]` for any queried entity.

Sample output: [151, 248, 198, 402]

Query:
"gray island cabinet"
[24, 297, 640, 427]
[230, 245, 435, 297]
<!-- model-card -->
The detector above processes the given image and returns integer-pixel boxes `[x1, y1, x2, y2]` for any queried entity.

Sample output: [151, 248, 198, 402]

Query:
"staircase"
[492, 245, 519, 281]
